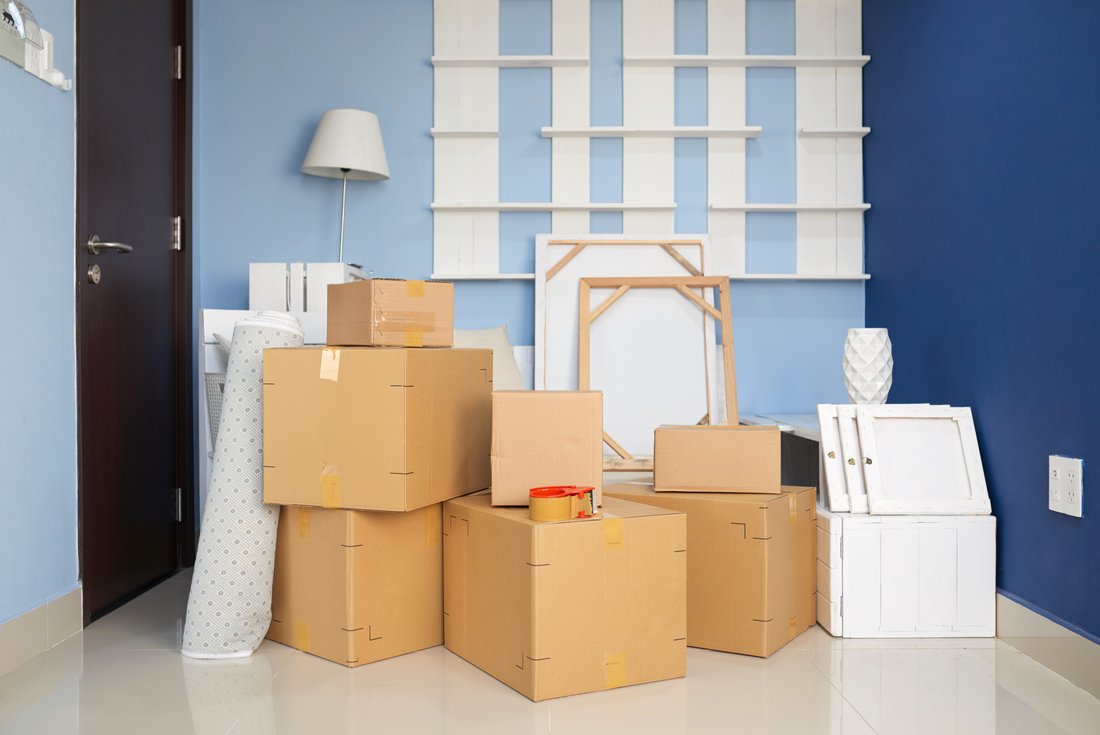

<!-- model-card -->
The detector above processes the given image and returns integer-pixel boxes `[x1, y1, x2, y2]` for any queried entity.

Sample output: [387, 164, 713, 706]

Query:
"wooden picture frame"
[857, 405, 991, 515]
[577, 276, 736, 471]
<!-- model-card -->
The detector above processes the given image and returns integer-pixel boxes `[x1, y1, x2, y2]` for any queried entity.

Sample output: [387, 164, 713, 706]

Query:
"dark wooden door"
[77, 0, 192, 622]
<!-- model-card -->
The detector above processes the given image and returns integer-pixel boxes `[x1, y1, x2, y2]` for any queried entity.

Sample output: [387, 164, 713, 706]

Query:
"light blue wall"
[197, 0, 861, 414]
[0, 0, 79, 623]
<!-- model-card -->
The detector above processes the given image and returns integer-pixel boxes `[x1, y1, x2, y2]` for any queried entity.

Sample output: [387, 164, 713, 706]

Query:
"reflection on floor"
[0, 570, 1098, 734]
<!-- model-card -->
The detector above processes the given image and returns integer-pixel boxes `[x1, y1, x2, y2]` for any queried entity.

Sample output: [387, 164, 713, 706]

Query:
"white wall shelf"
[431, 273, 536, 281]
[710, 203, 872, 212]
[431, 55, 589, 68]
[431, 202, 677, 212]
[731, 273, 871, 281]
[428, 272, 868, 282]
[430, 128, 499, 138]
[799, 127, 871, 138]
[540, 126, 762, 139]
[623, 54, 870, 68]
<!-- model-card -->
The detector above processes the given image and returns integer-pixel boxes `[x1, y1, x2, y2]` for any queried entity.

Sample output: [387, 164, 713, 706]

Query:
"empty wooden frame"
[578, 276, 737, 470]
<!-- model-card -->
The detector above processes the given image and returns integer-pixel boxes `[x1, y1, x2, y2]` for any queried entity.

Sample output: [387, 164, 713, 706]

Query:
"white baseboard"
[997, 593, 1100, 699]
[0, 587, 82, 679]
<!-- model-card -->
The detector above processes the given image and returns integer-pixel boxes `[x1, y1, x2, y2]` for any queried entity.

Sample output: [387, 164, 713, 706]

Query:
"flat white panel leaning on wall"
[433, 0, 500, 276]
[551, 0, 591, 235]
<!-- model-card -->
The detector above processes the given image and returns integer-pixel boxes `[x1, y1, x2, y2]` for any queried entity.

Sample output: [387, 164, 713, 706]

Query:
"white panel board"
[707, 0, 747, 274]
[535, 235, 719, 455]
[955, 518, 997, 632]
[622, 0, 675, 234]
[879, 527, 920, 633]
[918, 526, 958, 632]
[433, 0, 500, 275]
[551, 0, 590, 234]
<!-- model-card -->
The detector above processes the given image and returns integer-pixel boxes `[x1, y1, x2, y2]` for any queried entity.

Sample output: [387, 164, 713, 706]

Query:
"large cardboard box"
[443, 493, 686, 701]
[264, 346, 491, 511]
[268, 504, 442, 667]
[604, 483, 816, 657]
[327, 278, 454, 347]
[490, 391, 603, 506]
[654, 424, 781, 494]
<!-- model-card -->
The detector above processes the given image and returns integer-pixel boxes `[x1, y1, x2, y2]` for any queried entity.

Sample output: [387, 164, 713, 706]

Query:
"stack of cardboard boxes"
[258, 278, 814, 701]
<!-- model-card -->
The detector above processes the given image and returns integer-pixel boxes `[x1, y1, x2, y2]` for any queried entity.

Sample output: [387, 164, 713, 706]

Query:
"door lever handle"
[87, 235, 133, 255]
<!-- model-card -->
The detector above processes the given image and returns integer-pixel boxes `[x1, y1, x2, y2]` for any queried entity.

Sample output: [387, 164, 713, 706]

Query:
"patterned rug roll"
[182, 312, 304, 658]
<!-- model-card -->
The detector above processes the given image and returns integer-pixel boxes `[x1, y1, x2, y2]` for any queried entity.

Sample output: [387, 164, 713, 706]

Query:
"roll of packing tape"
[529, 486, 596, 522]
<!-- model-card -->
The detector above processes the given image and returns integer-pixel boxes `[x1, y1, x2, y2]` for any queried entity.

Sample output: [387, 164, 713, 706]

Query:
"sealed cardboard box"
[264, 346, 491, 511]
[655, 424, 781, 494]
[443, 493, 686, 701]
[268, 504, 442, 667]
[328, 278, 454, 347]
[490, 391, 603, 506]
[604, 483, 815, 657]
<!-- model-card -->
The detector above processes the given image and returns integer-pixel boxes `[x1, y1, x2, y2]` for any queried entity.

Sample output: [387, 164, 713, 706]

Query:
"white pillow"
[453, 325, 526, 391]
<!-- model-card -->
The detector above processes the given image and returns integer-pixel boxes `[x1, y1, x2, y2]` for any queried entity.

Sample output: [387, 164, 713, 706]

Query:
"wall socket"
[1049, 455, 1084, 517]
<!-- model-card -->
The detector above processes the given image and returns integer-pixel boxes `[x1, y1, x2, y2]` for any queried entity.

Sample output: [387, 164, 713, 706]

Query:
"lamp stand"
[338, 168, 350, 264]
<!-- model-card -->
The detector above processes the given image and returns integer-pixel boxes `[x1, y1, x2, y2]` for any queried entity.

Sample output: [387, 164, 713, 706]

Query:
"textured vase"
[843, 328, 893, 404]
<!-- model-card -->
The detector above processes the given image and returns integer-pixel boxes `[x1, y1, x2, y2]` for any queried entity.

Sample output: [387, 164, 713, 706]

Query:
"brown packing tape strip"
[406, 279, 426, 297]
[789, 494, 799, 524]
[404, 329, 424, 348]
[602, 517, 623, 548]
[605, 653, 627, 688]
[297, 507, 311, 538]
[320, 468, 341, 508]
[319, 348, 341, 382]
[377, 310, 440, 329]
[296, 623, 311, 652]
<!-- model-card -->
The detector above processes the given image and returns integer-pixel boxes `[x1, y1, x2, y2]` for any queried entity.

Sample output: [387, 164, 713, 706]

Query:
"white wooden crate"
[816, 506, 996, 638]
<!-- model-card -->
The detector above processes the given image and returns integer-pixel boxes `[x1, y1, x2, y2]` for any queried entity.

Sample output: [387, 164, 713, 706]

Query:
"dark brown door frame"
[75, 0, 195, 624]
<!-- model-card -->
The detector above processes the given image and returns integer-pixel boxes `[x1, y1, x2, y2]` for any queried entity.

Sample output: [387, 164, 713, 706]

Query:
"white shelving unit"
[799, 127, 871, 138]
[623, 54, 870, 67]
[431, 55, 588, 68]
[431, 202, 677, 212]
[540, 126, 762, 138]
[430, 129, 499, 138]
[430, 273, 869, 282]
[430, 273, 537, 281]
[709, 203, 871, 212]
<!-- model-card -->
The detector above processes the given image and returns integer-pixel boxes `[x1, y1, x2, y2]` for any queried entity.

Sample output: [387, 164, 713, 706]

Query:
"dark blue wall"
[862, 1, 1100, 639]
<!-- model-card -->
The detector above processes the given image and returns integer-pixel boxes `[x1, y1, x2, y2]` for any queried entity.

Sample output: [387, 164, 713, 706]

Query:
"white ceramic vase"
[843, 328, 893, 404]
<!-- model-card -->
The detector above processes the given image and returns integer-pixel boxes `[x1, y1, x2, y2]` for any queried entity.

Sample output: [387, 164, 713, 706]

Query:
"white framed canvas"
[836, 405, 869, 513]
[817, 404, 850, 512]
[857, 405, 992, 515]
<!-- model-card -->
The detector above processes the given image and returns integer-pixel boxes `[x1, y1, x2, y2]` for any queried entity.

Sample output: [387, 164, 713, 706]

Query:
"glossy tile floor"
[1, 571, 1098, 734]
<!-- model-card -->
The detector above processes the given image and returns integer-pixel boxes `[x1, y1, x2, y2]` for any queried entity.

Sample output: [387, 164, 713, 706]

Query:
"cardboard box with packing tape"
[327, 278, 454, 347]
[443, 493, 686, 701]
[268, 504, 443, 666]
[263, 346, 492, 511]
[604, 484, 816, 657]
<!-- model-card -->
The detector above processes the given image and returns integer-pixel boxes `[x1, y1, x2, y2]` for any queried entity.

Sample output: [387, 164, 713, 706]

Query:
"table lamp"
[301, 108, 390, 264]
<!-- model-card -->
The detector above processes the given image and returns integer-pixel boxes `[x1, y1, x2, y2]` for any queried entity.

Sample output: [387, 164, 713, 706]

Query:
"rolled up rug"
[182, 312, 304, 659]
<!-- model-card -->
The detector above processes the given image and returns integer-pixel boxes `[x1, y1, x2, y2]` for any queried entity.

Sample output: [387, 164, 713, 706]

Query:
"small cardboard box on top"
[268, 504, 442, 667]
[490, 391, 604, 506]
[263, 346, 491, 511]
[443, 493, 686, 701]
[327, 278, 454, 347]
[603, 483, 816, 658]
[655, 424, 781, 494]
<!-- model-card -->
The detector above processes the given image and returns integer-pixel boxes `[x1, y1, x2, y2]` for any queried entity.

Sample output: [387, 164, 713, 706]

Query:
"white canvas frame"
[835, 405, 868, 513]
[817, 404, 850, 512]
[857, 405, 991, 515]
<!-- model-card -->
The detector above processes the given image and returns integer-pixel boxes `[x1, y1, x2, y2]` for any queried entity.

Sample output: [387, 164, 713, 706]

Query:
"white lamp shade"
[301, 109, 390, 181]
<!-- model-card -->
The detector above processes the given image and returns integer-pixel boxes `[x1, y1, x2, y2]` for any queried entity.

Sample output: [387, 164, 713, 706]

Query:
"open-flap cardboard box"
[268, 504, 442, 667]
[604, 483, 815, 657]
[655, 424, 781, 494]
[264, 346, 491, 511]
[490, 391, 604, 506]
[443, 493, 686, 701]
[327, 278, 454, 347]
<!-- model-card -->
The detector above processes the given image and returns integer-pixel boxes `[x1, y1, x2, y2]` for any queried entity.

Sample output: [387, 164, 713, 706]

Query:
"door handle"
[87, 235, 133, 255]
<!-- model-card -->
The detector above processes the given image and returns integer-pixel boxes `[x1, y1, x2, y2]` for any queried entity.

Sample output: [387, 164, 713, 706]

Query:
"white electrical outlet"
[1049, 455, 1084, 517]
[1049, 456, 1063, 512]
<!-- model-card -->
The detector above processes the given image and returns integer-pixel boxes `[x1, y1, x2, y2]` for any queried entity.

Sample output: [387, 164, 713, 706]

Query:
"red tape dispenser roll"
[528, 486, 596, 522]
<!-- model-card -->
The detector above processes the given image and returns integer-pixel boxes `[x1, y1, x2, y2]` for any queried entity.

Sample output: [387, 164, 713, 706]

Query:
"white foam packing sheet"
[183, 312, 305, 659]
[535, 234, 720, 457]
